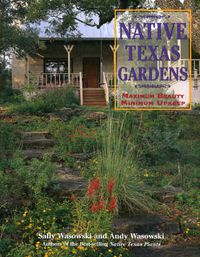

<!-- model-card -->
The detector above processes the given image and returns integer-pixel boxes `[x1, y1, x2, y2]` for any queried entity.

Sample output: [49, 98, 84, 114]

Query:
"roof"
[31, 14, 114, 40]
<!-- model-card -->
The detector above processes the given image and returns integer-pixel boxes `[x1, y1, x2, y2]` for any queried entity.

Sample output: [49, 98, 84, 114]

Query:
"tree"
[27, 0, 141, 35]
[0, 0, 39, 93]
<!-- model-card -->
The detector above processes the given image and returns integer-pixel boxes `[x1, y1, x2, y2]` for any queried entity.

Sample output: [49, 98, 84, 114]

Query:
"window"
[44, 59, 73, 73]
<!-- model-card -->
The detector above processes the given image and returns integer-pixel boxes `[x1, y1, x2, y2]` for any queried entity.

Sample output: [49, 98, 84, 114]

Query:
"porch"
[27, 59, 200, 106]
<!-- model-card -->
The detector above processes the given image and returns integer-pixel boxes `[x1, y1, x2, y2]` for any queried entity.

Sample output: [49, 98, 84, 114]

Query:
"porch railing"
[170, 59, 200, 77]
[102, 72, 110, 105]
[104, 72, 114, 88]
[30, 72, 81, 89]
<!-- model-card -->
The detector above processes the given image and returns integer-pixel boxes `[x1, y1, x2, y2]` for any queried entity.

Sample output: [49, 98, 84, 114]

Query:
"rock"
[113, 214, 180, 235]
[84, 111, 106, 121]
[47, 113, 61, 121]
[56, 108, 82, 121]
[22, 138, 55, 149]
[22, 149, 47, 160]
[18, 130, 51, 140]
[130, 245, 200, 257]
[160, 186, 183, 202]
[51, 170, 87, 197]
[70, 152, 94, 161]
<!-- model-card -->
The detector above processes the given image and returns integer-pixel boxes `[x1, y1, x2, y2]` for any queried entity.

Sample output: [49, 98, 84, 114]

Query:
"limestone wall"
[12, 55, 27, 89]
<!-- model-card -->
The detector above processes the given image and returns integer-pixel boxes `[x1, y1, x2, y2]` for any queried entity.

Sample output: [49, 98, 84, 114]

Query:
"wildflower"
[44, 253, 49, 257]
[90, 202, 100, 212]
[28, 223, 33, 229]
[108, 196, 117, 212]
[99, 198, 104, 210]
[23, 211, 28, 217]
[69, 194, 77, 201]
[108, 249, 112, 253]
[77, 246, 85, 250]
[35, 241, 40, 249]
[87, 177, 100, 198]
[185, 228, 190, 234]
[71, 248, 77, 254]
[108, 177, 115, 194]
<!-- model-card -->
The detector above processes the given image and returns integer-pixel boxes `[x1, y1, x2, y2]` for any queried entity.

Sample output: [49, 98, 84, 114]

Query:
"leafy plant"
[10, 87, 79, 114]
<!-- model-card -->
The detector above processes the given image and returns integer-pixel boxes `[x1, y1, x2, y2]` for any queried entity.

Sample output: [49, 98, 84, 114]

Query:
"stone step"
[22, 138, 55, 149]
[22, 149, 48, 160]
[83, 101, 107, 106]
[113, 215, 180, 235]
[50, 168, 87, 197]
[18, 130, 51, 140]
[129, 245, 200, 257]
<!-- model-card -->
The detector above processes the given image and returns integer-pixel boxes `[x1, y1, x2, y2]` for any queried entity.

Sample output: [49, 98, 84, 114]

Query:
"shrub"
[10, 87, 79, 114]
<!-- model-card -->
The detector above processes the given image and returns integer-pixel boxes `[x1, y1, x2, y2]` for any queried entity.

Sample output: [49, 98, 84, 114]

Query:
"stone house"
[12, 13, 200, 106]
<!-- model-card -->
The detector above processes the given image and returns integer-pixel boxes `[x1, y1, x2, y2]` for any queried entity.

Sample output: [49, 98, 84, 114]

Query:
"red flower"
[87, 177, 100, 198]
[108, 196, 117, 212]
[90, 202, 100, 213]
[90, 198, 104, 213]
[69, 194, 77, 201]
[108, 178, 115, 194]
[99, 198, 104, 210]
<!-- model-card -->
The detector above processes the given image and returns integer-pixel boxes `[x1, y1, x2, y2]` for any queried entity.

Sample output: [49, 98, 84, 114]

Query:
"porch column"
[109, 44, 119, 63]
[109, 44, 119, 84]
[64, 45, 74, 84]
[100, 40, 103, 84]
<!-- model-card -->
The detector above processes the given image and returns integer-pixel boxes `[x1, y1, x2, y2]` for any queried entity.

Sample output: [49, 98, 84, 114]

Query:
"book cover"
[0, 0, 199, 257]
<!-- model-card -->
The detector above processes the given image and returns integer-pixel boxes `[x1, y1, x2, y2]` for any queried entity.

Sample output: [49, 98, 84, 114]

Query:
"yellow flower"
[61, 246, 69, 250]
[23, 211, 28, 217]
[77, 246, 85, 251]
[108, 249, 112, 253]
[44, 253, 49, 257]
[16, 222, 21, 225]
[35, 241, 40, 249]
[28, 223, 33, 228]
[185, 228, 190, 234]
[72, 249, 77, 254]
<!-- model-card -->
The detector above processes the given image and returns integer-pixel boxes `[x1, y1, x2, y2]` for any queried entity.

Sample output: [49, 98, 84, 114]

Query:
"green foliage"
[0, 153, 55, 214]
[0, 121, 20, 155]
[27, 0, 140, 36]
[0, 0, 38, 56]
[10, 88, 79, 114]
[96, 114, 158, 213]
[73, 197, 112, 234]
[10, 152, 56, 196]
[0, 68, 25, 104]
[49, 116, 97, 163]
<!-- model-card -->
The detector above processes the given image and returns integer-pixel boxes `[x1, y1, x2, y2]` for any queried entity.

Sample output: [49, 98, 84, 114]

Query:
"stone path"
[130, 245, 200, 257]
[19, 130, 55, 160]
[113, 214, 180, 235]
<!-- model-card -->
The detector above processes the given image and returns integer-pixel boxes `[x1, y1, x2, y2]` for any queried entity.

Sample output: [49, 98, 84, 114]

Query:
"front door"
[83, 57, 100, 88]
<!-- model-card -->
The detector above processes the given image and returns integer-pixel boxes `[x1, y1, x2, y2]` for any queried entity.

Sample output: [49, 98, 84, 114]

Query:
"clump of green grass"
[97, 114, 159, 213]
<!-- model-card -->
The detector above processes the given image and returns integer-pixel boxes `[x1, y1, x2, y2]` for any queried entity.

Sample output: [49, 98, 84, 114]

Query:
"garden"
[0, 86, 199, 257]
